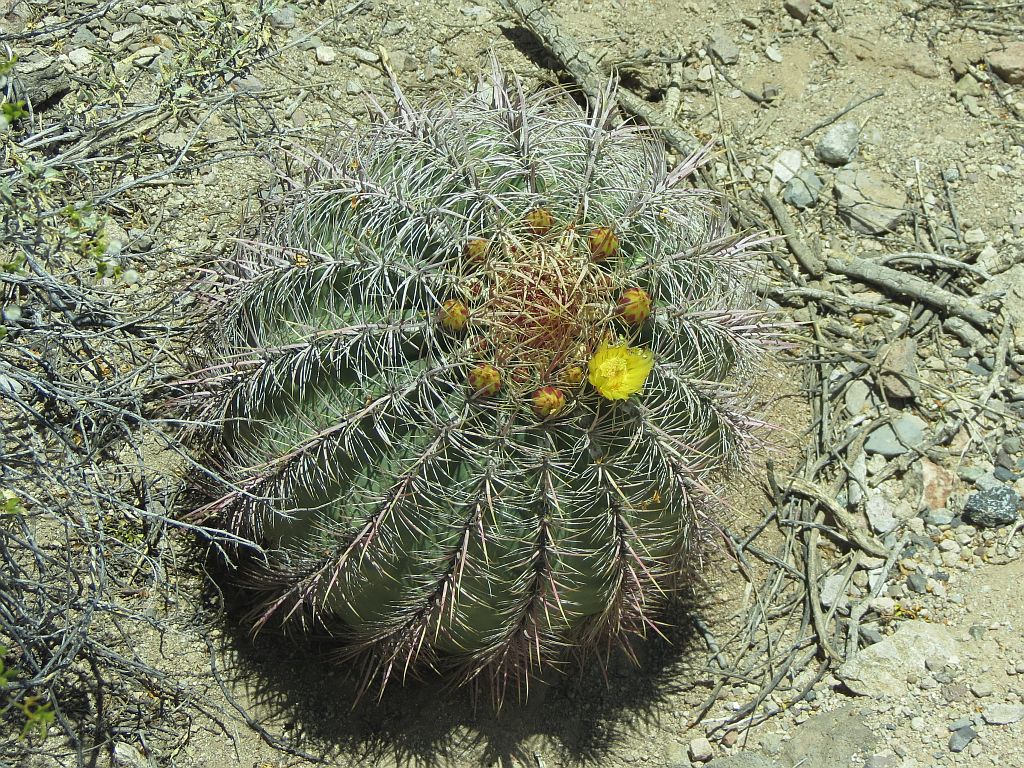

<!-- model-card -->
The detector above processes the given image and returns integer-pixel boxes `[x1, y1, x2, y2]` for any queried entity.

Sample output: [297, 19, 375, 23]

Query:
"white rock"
[68, 47, 93, 67]
[315, 45, 337, 65]
[837, 620, 957, 697]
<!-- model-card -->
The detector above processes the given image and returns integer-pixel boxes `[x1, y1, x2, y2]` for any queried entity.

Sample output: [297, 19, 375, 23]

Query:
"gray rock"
[708, 28, 740, 65]
[834, 169, 909, 235]
[461, 4, 494, 23]
[948, 726, 977, 753]
[865, 491, 899, 534]
[877, 337, 920, 400]
[706, 755, 776, 768]
[783, 168, 824, 209]
[837, 620, 956, 697]
[70, 25, 99, 45]
[815, 120, 860, 166]
[10, 54, 71, 109]
[689, 736, 714, 763]
[68, 47, 93, 68]
[344, 46, 379, 64]
[112, 741, 154, 768]
[781, 705, 877, 768]
[984, 264, 1024, 349]
[987, 42, 1024, 84]
[345, 79, 363, 95]
[982, 703, 1024, 724]
[864, 414, 927, 457]
[820, 573, 849, 609]
[382, 21, 407, 36]
[269, 5, 296, 29]
[783, 0, 813, 22]
[389, 49, 417, 73]
[863, 756, 894, 768]
[845, 379, 872, 415]
[963, 486, 1021, 527]
[907, 572, 928, 593]
[315, 46, 337, 65]
[954, 74, 984, 100]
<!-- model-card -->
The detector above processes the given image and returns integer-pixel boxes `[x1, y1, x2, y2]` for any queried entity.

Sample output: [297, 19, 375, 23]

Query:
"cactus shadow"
[210, 594, 707, 767]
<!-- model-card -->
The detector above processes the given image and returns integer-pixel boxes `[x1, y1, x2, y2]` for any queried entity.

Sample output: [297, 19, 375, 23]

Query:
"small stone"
[68, 47, 93, 68]
[345, 79, 363, 95]
[864, 414, 927, 457]
[708, 28, 740, 65]
[820, 574, 849, 609]
[315, 46, 337, 65]
[111, 26, 137, 44]
[834, 169, 909, 235]
[865, 492, 899, 534]
[917, 459, 958, 511]
[784, 0, 813, 22]
[907, 573, 928, 593]
[112, 741, 151, 768]
[962, 486, 1021, 528]
[971, 680, 995, 698]
[389, 49, 416, 73]
[689, 736, 714, 763]
[765, 44, 784, 63]
[982, 703, 1024, 724]
[987, 41, 1024, 84]
[783, 168, 824, 209]
[461, 4, 493, 23]
[948, 726, 977, 753]
[815, 120, 860, 166]
[269, 5, 296, 29]
[877, 337, 920, 400]
[10, 54, 71, 109]
[864, 756, 893, 768]
[845, 379, 872, 415]
[954, 74, 984, 100]
[963, 227, 987, 244]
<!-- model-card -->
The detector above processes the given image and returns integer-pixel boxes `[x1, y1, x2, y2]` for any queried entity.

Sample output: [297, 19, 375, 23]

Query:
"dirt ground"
[3, 0, 1024, 766]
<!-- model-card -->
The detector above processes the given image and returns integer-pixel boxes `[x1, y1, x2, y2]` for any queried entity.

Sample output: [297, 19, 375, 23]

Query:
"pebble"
[708, 28, 740, 65]
[783, 0, 813, 22]
[461, 4, 494, 23]
[877, 337, 920, 400]
[845, 379, 872, 415]
[864, 414, 927, 457]
[987, 41, 1024, 84]
[917, 459, 958, 511]
[765, 44, 784, 63]
[10, 54, 71, 109]
[68, 47, 93, 68]
[689, 736, 714, 763]
[982, 704, 1024, 724]
[815, 120, 860, 166]
[315, 46, 337, 65]
[948, 725, 977, 753]
[833, 169, 909, 235]
[269, 5, 296, 29]
[971, 679, 995, 698]
[345, 79, 362, 95]
[865, 492, 899, 534]
[820, 574, 849, 608]
[962, 486, 1021, 527]
[783, 168, 823, 209]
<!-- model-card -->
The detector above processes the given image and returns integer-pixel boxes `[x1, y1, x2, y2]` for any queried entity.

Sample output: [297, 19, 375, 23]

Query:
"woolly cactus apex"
[184, 64, 773, 702]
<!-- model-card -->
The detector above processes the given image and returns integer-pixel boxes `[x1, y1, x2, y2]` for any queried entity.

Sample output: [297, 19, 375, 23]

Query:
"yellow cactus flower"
[587, 342, 654, 400]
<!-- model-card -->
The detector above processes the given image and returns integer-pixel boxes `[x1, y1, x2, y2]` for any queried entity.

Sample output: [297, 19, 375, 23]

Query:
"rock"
[315, 46, 337, 65]
[269, 5, 296, 29]
[781, 705, 877, 768]
[907, 572, 928, 593]
[837, 620, 956, 697]
[388, 49, 416, 73]
[863, 755, 894, 768]
[864, 414, 927, 457]
[68, 47, 93, 68]
[815, 121, 860, 166]
[765, 44, 784, 63]
[10, 54, 70, 109]
[708, 28, 740, 65]
[982, 703, 1024, 725]
[987, 41, 1024, 84]
[461, 4, 494, 23]
[962, 486, 1021, 527]
[845, 379, 872, 415]
[344, 46, 379, 64]
[783, 168, 824, 209]
[770, 148, 802, 194]
[848, 451, 868, 506]
[689, 736, 714, 763]
[706, 755, 776, 768]
[915, 458, 959, 511]
[666, 742, 692, 768]
[948, 726, 977, 753]
[954, 74, 984, 100]
[833, 169, 909, 235]
[877, 337, 920, 400]
[783, 0, 813, 22]
[865, 491, 899, 534]
[112, 741, 153, 768]
[820, 574, 849, 609]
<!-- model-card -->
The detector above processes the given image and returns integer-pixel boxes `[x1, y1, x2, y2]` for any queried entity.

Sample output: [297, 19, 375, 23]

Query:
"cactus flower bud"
[531, 386, 566, 419]
[439, 299, 469, 332]
[464, 237, 490, 264]
[524, 208, 555, 236]
[617, 287, 652, 325]
[468, 363, 501, 396]
[588, 226, 619, 261]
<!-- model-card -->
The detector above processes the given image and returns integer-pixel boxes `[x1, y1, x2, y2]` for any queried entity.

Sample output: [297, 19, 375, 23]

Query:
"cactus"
[185, 66, 770, 699]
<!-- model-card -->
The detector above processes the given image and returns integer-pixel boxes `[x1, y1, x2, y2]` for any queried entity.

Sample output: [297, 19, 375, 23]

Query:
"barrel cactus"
[185, 67, 769, 699]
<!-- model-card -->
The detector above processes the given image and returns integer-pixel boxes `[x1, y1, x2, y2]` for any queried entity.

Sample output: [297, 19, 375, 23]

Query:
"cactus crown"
[185, 65, 769, 701]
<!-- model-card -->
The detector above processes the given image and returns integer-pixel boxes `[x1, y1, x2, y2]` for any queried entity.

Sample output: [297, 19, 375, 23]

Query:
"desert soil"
[3, 0, 1024, 767]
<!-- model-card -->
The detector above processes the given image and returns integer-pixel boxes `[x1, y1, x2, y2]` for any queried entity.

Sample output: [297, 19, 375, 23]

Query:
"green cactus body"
[189, 68, 769, 696]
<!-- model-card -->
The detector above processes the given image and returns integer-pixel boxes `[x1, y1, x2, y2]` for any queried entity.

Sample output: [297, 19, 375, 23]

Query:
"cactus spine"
[186, 66, 769, 698]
